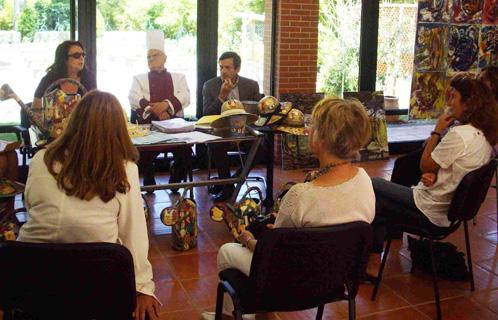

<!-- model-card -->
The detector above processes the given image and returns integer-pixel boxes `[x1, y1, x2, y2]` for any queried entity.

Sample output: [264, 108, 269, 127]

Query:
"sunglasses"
[68, 52, 86, 59]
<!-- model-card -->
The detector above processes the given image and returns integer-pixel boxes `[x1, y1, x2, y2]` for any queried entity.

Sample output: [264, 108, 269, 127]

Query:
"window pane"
[218, 0, 266, 92]
[0, 0, 71, 124]
[96, 0, 197, 117]
[376, 0, 417, 109]
[317, 0, 361, 96]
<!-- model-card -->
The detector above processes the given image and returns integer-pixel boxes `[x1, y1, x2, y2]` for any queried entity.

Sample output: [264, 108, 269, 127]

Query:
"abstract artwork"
[483, 0, 498, 24]
[479, 26, 498, 67]
[448, 24, 480, 72]
[410, 72, 446, 119]
[415, 24, 448, 71]
[418, 0, 449, 22]
[451, 0, 484, 24]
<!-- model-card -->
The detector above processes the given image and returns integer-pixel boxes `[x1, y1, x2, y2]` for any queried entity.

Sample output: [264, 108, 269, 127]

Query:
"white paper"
[131, 131, 178, 145]
[168, 131, 222, 143]
[151, 118, 195, 133]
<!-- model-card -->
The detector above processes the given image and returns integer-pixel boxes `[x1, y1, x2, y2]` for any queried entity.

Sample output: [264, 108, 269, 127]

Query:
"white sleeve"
[274, 185, 302, 228]
[129, 76, 145, 111]
[117, 162, 157, 299]
[431, 129, 465, 169]
[174, 73, 190, 110]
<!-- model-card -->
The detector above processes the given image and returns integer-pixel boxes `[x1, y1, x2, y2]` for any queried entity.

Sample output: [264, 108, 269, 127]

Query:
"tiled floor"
[142, 158, 498, 320]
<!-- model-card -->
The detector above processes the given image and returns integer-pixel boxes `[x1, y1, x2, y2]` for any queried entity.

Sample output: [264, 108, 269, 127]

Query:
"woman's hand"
[134, 293, 160, 320]
[421, 172, 437, 187]
[435, 113, 455, 134]
[237, 230, 255, 246]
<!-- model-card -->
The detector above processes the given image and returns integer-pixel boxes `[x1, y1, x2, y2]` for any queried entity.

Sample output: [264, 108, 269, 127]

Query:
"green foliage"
[317, 0, 361, 96]
[0, 0, 14, 30]
[17, 3, 37, 41]
[97, 0, 125, 31]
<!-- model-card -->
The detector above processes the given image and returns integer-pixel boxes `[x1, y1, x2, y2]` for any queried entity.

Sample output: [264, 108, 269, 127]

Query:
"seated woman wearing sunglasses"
[32, 40, 96, 108]
[18, 91, 160, 320]
[201, 97, 375, 320]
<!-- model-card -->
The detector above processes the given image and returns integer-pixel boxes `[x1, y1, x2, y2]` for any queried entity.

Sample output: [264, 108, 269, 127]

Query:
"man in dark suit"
[202, 52, 261, 201]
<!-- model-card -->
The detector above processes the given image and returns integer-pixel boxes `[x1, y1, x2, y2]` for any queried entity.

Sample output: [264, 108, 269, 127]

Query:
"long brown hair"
[479, 65, 498, 101]
[44, 90, 139, 202]
[450, 74, 498, 145]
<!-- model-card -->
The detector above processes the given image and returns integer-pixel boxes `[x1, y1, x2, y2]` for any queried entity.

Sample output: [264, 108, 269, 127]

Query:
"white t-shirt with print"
[274, 167, 375, 228]
[413, 124, 492, 227]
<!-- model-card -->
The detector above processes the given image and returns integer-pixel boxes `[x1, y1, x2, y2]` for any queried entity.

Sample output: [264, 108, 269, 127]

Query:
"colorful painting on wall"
[483, 0, 498, 24]
[415, 24, 448, 71]
[479, 25, 498, 67]
[410, 0, 498, 119]
[448, 24, 480, 72]
[410, 72, 446, 119]
[418, 0, 449, 22]
[451, 0, 484, 24]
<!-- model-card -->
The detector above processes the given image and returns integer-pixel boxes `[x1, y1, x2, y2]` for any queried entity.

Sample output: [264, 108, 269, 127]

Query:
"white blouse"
[18, 150, 156, 298]
[274, 167, 375, 228]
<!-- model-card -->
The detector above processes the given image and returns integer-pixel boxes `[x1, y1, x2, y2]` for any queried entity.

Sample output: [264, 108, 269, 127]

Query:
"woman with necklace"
[201, 97, 375, 320]
[32, 40, 96, 108]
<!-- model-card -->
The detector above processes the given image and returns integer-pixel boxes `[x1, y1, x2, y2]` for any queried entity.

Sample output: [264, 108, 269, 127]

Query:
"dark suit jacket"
[202, 76, 261, 115]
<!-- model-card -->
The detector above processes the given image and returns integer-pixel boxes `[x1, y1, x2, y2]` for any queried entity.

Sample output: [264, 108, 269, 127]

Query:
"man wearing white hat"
[129, 30, 192, 190]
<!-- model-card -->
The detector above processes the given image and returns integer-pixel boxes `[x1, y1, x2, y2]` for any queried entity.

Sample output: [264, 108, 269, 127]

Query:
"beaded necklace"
[310, 161, 350, 181]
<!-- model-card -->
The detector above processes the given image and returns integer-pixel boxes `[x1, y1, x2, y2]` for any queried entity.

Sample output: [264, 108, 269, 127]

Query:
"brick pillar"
[275, 0, 319, 96]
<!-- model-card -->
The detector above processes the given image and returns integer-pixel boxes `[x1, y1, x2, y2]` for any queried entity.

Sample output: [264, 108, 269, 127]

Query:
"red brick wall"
[276, 0, 319, 96]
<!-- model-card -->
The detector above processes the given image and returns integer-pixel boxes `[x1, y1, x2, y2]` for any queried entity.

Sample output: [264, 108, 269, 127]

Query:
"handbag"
[160, 188, 198, 251]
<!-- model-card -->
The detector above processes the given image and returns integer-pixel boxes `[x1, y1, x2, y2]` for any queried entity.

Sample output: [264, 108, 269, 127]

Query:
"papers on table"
[151, 118, 195, 133]
[131, 131, 178, 145]
[132, 131, 221, 145]
[195, 115, 221, 125]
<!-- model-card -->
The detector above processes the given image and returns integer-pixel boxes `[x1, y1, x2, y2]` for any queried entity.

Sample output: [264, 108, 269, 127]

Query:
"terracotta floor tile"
[477, 256, 498, 276]
[155, 280, 194, 312]
[359, 307, 430, 319]
[471, 288, 498, 314]
[181, 275, 219, 309]
[149, 256, 176, 282]
[166, 252, 219, 280]
[451, 265, 498, 292]
[158, 308, 201, 320]
[416, 296, 498, 320]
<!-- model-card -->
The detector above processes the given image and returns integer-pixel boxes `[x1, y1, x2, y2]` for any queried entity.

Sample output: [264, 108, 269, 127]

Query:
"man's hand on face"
[150, 101, 170, 120]
[219, 78, 235, 101]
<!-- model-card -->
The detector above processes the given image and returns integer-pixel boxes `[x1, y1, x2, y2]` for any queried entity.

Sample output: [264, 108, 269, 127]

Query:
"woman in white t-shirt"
[369, 74, 498, 272]
[201, 97, 375, 320]
[18, 90, 160, 320]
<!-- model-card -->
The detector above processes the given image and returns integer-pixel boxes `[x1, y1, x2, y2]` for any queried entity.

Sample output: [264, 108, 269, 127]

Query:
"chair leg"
[428, 239, 442, 320]
[463, 221, 475, 291]
[348, 299, 356, 320]
[233, 310, 243, 320]
[315, 304, 324, 320]
[371, 238, 392, 301]
[215, 283, 224, 320]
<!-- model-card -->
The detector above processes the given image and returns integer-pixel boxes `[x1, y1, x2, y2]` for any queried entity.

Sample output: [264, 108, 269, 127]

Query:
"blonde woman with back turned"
[18, 90, 160, 320]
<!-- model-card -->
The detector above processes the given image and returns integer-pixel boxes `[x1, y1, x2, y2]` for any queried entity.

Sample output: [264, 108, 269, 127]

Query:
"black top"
[34, 70, 97, 99]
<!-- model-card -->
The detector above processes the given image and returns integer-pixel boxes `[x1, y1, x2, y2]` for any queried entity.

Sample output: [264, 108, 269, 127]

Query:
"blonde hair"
[44, 90, 139, 202]
[312, 97, 371, 159]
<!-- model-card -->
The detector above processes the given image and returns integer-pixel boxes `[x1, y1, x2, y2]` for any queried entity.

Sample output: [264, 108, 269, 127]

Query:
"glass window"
[96, 0, 197, 117]
[317, 0, 362, 96]
[376, 0, 417, 109]
[0, 0, 71, 124]
[218, 0, 266, 92]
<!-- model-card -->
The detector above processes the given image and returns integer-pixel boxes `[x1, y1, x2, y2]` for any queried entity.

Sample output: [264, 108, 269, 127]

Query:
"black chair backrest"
[248, 222, 372, 312]
[0, 241, 136, 320]
[448, 159, 497, 222]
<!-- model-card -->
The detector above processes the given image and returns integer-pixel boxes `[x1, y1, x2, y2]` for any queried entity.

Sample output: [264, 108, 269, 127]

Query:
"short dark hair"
[219, 51, 241, 69]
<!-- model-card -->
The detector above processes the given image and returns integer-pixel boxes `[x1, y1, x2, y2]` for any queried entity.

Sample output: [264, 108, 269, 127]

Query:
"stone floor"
[139, 157, 498, 320]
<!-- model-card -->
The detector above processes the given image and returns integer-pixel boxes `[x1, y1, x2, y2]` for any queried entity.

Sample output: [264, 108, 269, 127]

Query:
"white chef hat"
[146, 30, 165, 54]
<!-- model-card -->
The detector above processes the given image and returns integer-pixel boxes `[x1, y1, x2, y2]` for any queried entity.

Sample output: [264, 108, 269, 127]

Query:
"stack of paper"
[152, 118, 196, 133]
[131, 131, 178, 145]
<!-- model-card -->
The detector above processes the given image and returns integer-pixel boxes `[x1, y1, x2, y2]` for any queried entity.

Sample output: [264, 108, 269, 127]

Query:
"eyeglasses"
[147, 53, 162, 60]
[68, 52, 86, 59]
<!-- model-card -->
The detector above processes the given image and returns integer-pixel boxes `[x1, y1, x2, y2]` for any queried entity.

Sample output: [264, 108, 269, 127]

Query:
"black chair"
[0, 241, 136, 320]
[371, 159, 497, 320]
[214, 222, 372, 320]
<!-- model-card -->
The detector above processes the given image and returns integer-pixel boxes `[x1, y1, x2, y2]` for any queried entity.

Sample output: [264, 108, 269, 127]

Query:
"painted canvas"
[483, 0, 498, 24]
[448, 24, 479, 71]
[479, 25, 498, 67]
[451, 0, 484, 23]
[415, 23, 448, 71]
[410, 72, 446, 119]
[418, 0, 450, 22]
